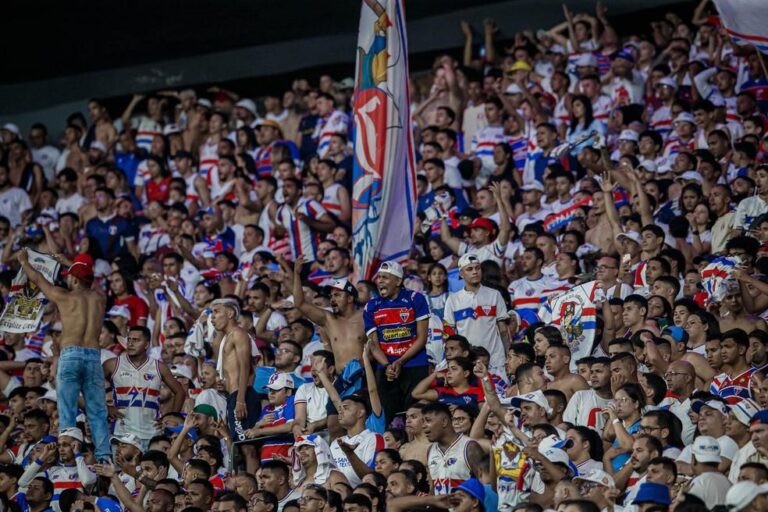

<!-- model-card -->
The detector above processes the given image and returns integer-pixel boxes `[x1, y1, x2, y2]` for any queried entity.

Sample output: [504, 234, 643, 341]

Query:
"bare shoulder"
[228, 326, 250, 345]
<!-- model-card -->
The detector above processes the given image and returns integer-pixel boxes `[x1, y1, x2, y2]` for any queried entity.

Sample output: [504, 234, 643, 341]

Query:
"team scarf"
[543, 189, 629, 232]
[700, 256, 741, 303]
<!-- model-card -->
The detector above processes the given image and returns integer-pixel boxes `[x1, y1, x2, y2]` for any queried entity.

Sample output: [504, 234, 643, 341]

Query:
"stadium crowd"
[2, 0, 768, 511]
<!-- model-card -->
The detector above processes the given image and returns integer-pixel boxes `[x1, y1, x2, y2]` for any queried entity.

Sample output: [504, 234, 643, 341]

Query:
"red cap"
[469, 217, 496, 234]
[67, 254, 94, 282]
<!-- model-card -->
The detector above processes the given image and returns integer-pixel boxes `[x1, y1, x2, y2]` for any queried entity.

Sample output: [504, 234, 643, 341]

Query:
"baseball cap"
[196, 98, 213, 109]
[673, 112, 695, 125]
[611, 50, 635, 63]
[616, 230, 641, 245]
[90, 140, 107, 152]
[509, 60, 533, 72]
[59, 427, 84, 443]
[655, 77, 679, 90]
[235, 98, 257, 116]
[520, 181, 545, 192]
[504, 83, 524, 95]
[111, 433, 143, 451]
[267, 372, 295, 390]
[469, 217, 496, 233]
[452, 478, 485, 507]
[171, 364, 193, 381]
[575, 53, 598, 67]
[730, 398, 761, 426]
[324, 278, 358, 298]
[165, 425, 198, 442]
[540, 447, 573, 475]
[661, 326, 689, 345]
[676, 171, 704, 183]
[618, 129, 639, 143]
[725, 481, 768, 512]
[691, 435, 721, 464]
[37, 389, 57, 405]
[691, 399, 729, 416]
[751, 409, 768, 425]
[377, 261, 403, 279]
[95, 497, 122, 512]
[67, 253, 94, 282]
[538, 434, 574, 451]
[458, 254, 481, 270]
[107, 305, 131, 320]
[336, 77, 355, 90]
[510, 390, 553, 414]
[632, 482, 672, 505]
[192, 404, 219, 420]
[163, 124, 181, 136]
[574, 469, 616, 489]
[1, 123, 20, 135]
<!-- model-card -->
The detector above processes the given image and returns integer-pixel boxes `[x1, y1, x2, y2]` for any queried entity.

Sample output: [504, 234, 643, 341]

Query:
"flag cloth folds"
[713, 0, 768, 54]
[351, 0, 417, 280]
[0, 250, 60, 333]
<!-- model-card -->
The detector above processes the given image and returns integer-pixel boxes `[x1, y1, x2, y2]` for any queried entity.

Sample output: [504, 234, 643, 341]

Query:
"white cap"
[574, 469, 616, 488]
[725, 481, 768, 512]
[520, 181, 545, 192]
[676, 170, 704, 184]
[549, 44, 566, 55]
[90, 140, 107, 152]
[616, 230, 641, 245]
[377, 261, 404, 279]
[267, 372, 295, 390]
[107, 305, 131, 320]
[510, 390, 553, 414]
[638, 159, 658, 173]
[458, 254, 481, 270]
[236, 99, 257, 116]
[1, 123, 20, 135]
[691, 435, 721, 464]
[111, 433, 143, 451]
[673, 111, 695, 125]
[505, 83, 524, 95]
[196, 98, 213, 109]
[730, 398, 761, 426]
[691, 398, 729, 416]
[59, 427, 84, 443]
[540, 447, 572, 473]
[575, 53, 598, 67]
[37, 389, 57, 405]
[655, 77, 678, 91]
[171, 364, 193, 381]
[163, 124, 181, 136]
[618, 129, 639, 143]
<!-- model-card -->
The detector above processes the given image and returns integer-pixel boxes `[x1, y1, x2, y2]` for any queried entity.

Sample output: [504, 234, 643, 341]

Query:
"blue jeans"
[57, 347, 111, 461]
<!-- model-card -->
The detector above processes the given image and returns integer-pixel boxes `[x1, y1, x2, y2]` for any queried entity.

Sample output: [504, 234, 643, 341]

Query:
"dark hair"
[569, 94, 595, 133]
[141, 450, 169, 469]
[260, 459, 289, 478]
[215, 492, 248, 509]
[560, 500, 600, 512]
[344, 494, 372, 512]
[421, 401, 452, 418]
[641, 372, 668, 406]
[189, 478, 214, 496]
[617, 382, 646, 411]
[624, 294, 648, 317]
[128, 325, 151, 341]
[568, 425, 604, 461]
[643, 410, 684, 448]
[186, 459, 212, 479]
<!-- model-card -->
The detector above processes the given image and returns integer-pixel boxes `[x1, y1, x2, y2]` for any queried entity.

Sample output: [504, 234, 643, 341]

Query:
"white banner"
[0, 249, 60, 333]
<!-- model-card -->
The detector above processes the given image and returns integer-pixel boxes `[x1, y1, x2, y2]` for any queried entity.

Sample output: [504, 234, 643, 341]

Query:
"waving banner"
[713, 0, 768, 53]
[0, 250, 60, 333]
[351, 0, 417, 280]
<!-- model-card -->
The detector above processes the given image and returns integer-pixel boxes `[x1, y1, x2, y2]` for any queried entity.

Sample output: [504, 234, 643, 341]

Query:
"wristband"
[612, 418, 621, 425]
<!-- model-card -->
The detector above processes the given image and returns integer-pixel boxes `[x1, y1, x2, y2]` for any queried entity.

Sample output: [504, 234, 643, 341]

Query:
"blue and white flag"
[714, 0, 768, 54]
[351, 0, 417, 280]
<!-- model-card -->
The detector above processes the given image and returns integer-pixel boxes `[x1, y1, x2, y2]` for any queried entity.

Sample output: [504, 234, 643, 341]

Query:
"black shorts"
[227, 388, 261, 442]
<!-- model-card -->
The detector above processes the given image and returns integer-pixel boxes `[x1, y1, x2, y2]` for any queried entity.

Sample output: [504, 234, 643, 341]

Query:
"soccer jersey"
[321, 182, 344, 218]
[443, 286, 509, 377]
[330, 429, 385, 487]
[428, 434, 475, 495]
[471, 125, 506, 176]
[258, 397, 295, 463]
[710, 368, 757, 404]
[457, 240, 506, 266]
[363, 289, 430, 367]
[275, 198, 329, 263]
[111, 354, 162, 439]
[293, 382, 329, 424]
[508, 276, 551, 315]
[562, 389, 612, 431]
[314, 110, 349, 157]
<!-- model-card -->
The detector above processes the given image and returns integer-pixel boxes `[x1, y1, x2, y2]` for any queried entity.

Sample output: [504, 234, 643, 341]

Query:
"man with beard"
[293, 256, 364, 368]
[563, 357, 613, 431]
[386, 469, 417, 501]
[620, 434, 662, 502]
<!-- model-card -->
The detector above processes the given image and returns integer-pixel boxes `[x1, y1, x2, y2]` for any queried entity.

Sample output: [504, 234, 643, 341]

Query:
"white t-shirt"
[293, 382, 329, 424]
[55, 193, 85, 215]
[330, 429, 384, 487]
[0, 187, 32, 227]
[688, 472, 732, 507]
[32, 146, 62, 182]
[563, 389, 612, 431]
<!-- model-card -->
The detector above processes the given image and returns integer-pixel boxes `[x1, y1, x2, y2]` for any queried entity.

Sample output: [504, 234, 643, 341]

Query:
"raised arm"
[292, 256, 328, 326]
[461, 21, 473, 67]
[363, 342, 383, 417]
[17, 249, 68, 305]
[490, 182, 511, 246]
[440, 218, 462, 254]
[410, 371, 439, 402]
[121, 94, 145, 128]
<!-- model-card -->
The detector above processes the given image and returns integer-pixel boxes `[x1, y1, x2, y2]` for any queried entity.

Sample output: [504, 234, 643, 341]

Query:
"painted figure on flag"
[351, 0, 417, 280]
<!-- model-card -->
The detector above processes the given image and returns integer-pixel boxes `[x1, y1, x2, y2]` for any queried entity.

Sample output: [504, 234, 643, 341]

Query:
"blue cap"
[751, 409, 768, 425]
[165, 426, 198, 442]
[662, 326, 689, 345]
[452, 478, 485, 507]
[633, 482, 672, 505]
[96, 498, 122, 512]
[41, 435, 58, 444]
[611, 50, 635, 63]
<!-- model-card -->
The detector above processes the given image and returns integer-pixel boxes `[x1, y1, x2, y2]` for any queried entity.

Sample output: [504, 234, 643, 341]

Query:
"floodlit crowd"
[2, 0, 768, 511]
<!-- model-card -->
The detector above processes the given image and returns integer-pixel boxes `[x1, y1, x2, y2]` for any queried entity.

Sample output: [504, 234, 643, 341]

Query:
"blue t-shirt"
[610, 419, 641, 472]
[85, 214, 137, 260]
[363, 288, 430, 367]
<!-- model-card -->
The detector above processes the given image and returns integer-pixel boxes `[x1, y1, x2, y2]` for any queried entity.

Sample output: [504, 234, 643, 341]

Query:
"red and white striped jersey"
[314, 110, 349, 158]
[111, 354, 162, 439]
[199, 138, 219, 181]
[508, 276, 552, 313]
[275, 198, 329, 262]
[321, 182, 344, 218]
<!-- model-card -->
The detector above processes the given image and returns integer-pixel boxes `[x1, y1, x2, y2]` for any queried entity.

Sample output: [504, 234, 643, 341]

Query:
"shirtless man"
[719, 286, 768, 333]
[292, 256, 365, 368]
[544, 345, 588, 400]
[17, 250, 111, 462]
[585, 189, 617, 254]
[87, 99, 118, 149]
[210, 298, 260, 473]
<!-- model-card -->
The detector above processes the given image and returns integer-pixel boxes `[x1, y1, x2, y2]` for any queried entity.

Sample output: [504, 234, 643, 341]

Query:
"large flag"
[351, 0, 417, 280]
[713, 0, 768, 54]
[0, 250, 60, 333]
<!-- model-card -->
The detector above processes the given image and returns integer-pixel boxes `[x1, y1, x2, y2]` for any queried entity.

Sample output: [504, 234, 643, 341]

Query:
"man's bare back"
[214, 326, 251, 394]
[56, 289, 106, 349]
[547, 373, 588, 401]
[324, 310, 366, 369]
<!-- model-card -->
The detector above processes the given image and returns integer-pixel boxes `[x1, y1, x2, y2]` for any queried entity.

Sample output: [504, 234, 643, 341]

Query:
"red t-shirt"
[146, 176, 172, 204]
[113, 295, 150, 326]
